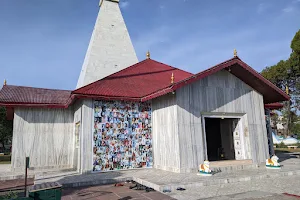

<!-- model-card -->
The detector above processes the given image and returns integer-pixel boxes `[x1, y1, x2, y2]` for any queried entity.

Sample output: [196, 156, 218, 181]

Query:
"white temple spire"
[76, 0, 138, 88]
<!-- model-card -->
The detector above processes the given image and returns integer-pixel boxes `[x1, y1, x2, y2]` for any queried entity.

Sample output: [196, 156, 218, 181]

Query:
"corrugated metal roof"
[0, 57, 289, 107]
[0, 85, 72, 107]
[73, 59, 193, 98]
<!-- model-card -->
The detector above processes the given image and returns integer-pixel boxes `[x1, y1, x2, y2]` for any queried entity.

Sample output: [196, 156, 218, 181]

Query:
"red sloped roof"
[72, 59, 193, 100]
[0, 85, 72, 108]
[0, 57, 289, 108]
[142, 57, 290, 103]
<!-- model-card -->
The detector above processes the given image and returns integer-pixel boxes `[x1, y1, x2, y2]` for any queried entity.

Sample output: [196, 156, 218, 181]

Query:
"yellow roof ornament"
[146, 51, 150, 59]
[234, 49, 238, 57]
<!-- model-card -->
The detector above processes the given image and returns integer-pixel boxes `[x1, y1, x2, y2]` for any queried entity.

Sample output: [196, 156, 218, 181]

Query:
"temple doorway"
[204, 117, 241, 161]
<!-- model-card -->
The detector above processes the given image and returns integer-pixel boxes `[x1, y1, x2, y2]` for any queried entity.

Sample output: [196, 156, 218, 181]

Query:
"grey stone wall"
[152, 70, 269, 173]
[11, 107, 74, 171]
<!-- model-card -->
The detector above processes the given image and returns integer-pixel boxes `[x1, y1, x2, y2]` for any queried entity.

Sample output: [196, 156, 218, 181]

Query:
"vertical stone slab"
[11, 108, 74, 171]
[80, 99, 93, 173]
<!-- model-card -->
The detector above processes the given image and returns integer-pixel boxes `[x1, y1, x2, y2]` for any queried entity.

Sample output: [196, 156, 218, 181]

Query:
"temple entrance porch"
[202, 113, 251, 163]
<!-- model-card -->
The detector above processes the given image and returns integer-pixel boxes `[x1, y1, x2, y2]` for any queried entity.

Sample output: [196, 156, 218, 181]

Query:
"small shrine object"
[197, 160, 213, 176]
[266, 155, 281, 169]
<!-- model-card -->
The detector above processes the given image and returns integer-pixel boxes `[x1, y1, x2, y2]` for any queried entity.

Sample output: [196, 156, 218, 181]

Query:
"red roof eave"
[141, 87, 174, 102]
[235, 60, 290, 101]
[264, 103, 284, 109]
[74, 94, 142, 102]
[0, 94, 75, 109]
[0, 102, 67, 109]
[142, 57, 290, 103]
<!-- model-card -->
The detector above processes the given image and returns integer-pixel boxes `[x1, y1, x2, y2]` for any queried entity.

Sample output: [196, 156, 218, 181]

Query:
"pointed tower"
[76, 0, 138, 88]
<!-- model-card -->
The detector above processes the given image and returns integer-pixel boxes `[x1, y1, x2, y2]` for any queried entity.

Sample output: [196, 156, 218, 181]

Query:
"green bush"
[0, 191, 18, 200]
[0, 155, 11, 162]
[276, 142, 287, 148]
[275, 142, 300, 148]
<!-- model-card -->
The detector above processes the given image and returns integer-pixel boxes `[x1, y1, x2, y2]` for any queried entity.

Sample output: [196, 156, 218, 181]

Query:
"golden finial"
[234, 49, 237, 57]
[171, 73, 174, 84]
[3, 79, 6, 86]
[146, 51, 150, 59]
[286, 85, 289, 95]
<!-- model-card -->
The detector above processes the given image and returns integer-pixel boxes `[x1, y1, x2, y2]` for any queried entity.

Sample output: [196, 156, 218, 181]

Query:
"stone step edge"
[210, 164, 257, 172]
[0, 174, 35, 181]
[60, 177, 133, 188]
[34, 168, 76, 176]
[0, 169, 76, 181]
[34, 171, 79, 181]
[34, 169, 300, 191]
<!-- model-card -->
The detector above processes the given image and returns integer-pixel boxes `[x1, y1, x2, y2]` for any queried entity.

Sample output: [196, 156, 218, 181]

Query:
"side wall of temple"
[152, 94, 181, 172]
[152, 70, 269, 173]
[11, 107, 74, 171]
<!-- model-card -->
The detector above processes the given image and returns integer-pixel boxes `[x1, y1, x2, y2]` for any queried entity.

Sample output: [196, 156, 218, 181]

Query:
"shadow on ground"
[277, 152, 300, 162]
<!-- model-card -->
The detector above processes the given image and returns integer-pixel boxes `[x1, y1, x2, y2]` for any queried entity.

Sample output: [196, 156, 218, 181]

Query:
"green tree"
[261, 30, 300, 136]
[291, 29, 300, 56]
[0, 107, 13, 152]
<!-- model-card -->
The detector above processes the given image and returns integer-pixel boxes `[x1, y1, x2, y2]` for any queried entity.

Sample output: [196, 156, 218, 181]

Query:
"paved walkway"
[169, 174, 300, 199]
[1, 152, 300, 199]
[0, 164, 11, 173]
[62, 183, 174, 200]
[0, 178, 34, 192]
[35, 153, 300, 193]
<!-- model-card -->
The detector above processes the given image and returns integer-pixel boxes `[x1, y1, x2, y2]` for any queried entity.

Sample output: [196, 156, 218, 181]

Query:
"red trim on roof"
[264, 103, 284, 109]
[145, 57, 290, 103]
[0, 57, 290, 106]
[0, 103, 68, 109]
[235, 59, 289, 101]
[141, 88, 173, 102]
[76, 94, 141, 102]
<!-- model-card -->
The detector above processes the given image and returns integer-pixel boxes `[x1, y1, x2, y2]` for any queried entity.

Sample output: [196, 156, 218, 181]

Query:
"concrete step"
[35, 168, 300, 193]
[0, 173, 35, 181]
[0, 168, 75, 181]
[211, 164, 258, 173]
[34, 171, 79, 184]
[34, 168, 76, 177]
[137, 169, 300, 193]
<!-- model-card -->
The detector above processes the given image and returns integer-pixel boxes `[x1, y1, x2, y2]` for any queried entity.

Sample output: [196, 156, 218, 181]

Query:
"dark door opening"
[205, 117, 237, 161]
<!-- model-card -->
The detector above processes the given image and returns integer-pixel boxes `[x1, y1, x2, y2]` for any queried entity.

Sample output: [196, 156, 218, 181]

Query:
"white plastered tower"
[76, 0, 138, 88]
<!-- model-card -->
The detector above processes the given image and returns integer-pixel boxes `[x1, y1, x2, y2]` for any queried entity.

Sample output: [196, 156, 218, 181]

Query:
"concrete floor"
[168, 174, 300, 199]
[62, 183, 174, 200]
[61, 182, 300, 200]
[0, 164, 10, 173]
[34, 153, 300, 193]
[1, 152, 300, 199]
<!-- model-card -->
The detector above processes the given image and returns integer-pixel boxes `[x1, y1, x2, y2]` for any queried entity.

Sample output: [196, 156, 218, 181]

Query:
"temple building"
[0, 0, 289, 174]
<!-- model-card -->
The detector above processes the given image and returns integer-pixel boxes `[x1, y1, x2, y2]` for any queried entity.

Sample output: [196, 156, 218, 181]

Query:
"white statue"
[197, 160, 213, 176]
[266, 155, 281, 169]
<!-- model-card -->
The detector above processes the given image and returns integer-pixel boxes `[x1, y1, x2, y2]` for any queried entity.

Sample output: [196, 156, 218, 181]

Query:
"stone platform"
[34, 153, 300, 193]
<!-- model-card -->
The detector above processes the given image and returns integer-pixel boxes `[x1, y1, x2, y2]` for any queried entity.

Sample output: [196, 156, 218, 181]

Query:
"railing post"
[24, 157, 29, 197]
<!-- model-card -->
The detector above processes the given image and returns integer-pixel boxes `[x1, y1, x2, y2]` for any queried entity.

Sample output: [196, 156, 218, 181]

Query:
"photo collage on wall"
[93, 100, 152, 172]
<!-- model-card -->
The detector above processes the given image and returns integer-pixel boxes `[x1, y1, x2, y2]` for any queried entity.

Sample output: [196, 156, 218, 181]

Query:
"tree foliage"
[0, 107, 13, 150]
[291, 29, 300, 56]
[261, 30, 300, 135]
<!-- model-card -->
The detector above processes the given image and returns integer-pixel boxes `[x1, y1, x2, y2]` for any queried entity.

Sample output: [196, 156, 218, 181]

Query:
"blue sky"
[0, 0, 299, 90]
